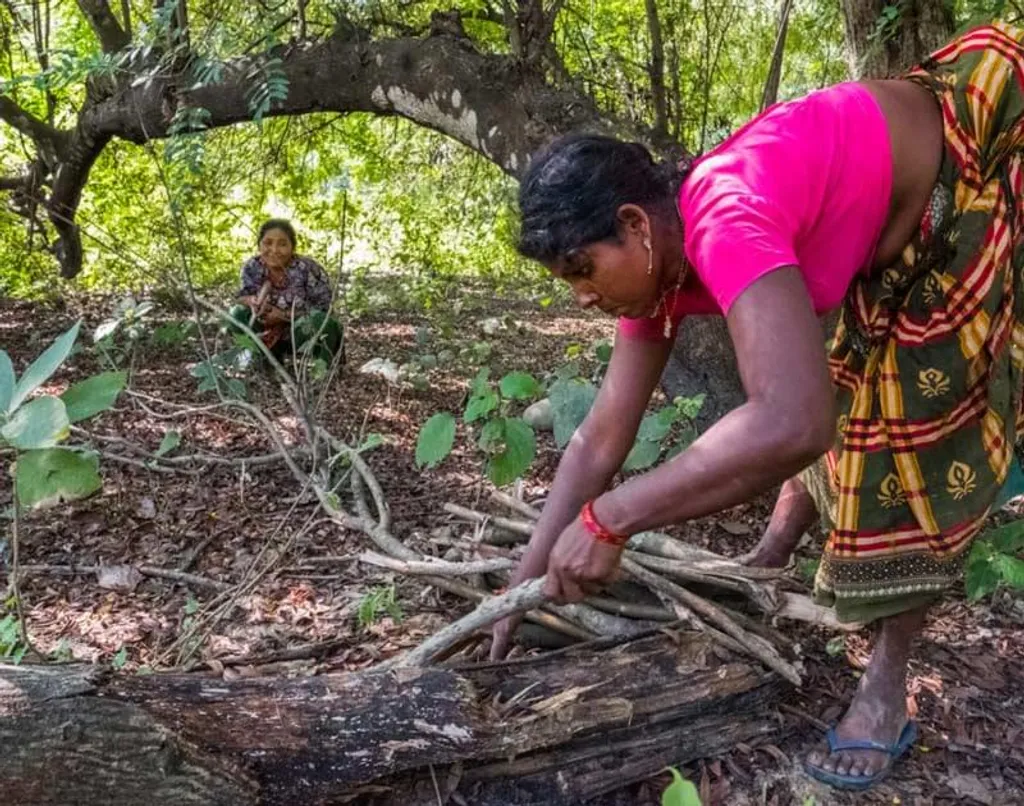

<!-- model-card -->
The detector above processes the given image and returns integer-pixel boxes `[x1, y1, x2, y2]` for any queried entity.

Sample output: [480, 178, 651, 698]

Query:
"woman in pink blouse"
[495, 23, 1024, 792]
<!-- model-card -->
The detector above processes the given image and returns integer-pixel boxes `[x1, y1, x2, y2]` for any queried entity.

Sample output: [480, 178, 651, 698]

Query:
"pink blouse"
[618, 81, 893, 341]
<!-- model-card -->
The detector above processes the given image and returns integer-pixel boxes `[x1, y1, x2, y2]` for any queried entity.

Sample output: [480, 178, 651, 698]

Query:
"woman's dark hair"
[258, 218, 297, 248]
[517, 134, 687, 264]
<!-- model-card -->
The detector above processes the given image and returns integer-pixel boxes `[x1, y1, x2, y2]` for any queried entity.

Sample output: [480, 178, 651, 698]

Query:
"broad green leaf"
[623, 439, 661, 472]
[964, 545, 999, 601]
[549, 379, 597, 449]
[0, 350, 14, 414]
[470, 366, 491, 395]
[637, 410, 673, 442]
[155, 430, 182, 457]
[60, 371, 127, 423]
[9, 321, 81, 412]
[15, 448, 102, 510]
[996, 553, 1024, 589]
[487, 418, 535, 487]
[989, 520, 1024, 554]
[593, 340, 613, 364]
[464, 387, 499, 423]
[93, 320, 120, 343]
[478, 417, 506, 453]
[499, 371, 541, 401]
[416, 412, 456, 469]
[358, 433, 384, 453]
[1, 396, 70, 449]
[661, 768, 701, 806]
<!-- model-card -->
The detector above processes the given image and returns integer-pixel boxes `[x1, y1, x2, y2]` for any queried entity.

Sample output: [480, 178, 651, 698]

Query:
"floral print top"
[237, 255, 333, 315]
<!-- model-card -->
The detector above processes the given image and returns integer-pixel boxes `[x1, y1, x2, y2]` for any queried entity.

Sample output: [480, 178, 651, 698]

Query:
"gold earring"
[644, 237, 652, 275]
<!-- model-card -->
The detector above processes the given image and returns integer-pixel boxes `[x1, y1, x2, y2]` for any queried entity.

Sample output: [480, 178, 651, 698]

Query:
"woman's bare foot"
[805, 606, 926, 782]
[741, 477, 818, 567]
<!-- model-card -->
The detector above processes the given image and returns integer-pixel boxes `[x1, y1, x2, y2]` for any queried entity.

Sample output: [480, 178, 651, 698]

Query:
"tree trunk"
[0, 631, 785, 805]
[840, 0, 954, 79]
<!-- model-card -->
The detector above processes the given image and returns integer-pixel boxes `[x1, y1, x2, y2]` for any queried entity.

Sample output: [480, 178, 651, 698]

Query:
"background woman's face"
[259, 228, 294, 269]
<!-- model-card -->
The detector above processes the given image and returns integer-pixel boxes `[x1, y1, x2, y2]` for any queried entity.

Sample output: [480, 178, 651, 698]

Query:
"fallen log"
[0, 631, 785, 806]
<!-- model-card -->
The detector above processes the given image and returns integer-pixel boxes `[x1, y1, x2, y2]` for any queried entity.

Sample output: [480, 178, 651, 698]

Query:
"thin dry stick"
[383, 578, 548, 668]
[584, 595, 674, 622]
[358, 551, 516, 577]
[620, 557, 801, 685]
[16, 564, 229, 592]
[443, 503, 533, 537]
[179, 524, 236, 572]
[488, 490, 542, 521]
[543, 600, 657, 638]
[628, 531, 786, 581]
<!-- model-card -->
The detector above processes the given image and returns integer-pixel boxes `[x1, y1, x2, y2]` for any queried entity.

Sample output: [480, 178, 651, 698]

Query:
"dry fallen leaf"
[137, 497, 157, 519]
[96, 564, 143, 593]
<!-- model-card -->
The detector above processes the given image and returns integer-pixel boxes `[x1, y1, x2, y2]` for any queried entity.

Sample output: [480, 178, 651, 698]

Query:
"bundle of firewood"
[362, 491, 857, 684]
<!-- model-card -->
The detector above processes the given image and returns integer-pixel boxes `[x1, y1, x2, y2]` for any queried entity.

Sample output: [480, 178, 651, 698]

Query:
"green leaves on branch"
[246, 56, 289, 125]
[623, 395, 706, 472]
[966, 519, 1024, 601]
[416, 369, 541, 486]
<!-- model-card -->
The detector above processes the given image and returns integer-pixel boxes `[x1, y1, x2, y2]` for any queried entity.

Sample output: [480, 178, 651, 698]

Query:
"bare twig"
[358, 551, 516, 577]
[383, 578, 548, 668]
[488, 490, 541, 521]
[443, 503, 533, 537]
[583, 595, 674, 622]
[16, 563, 229, 592]
[620, 557, 801, 686]
[178, 525, 235, 572]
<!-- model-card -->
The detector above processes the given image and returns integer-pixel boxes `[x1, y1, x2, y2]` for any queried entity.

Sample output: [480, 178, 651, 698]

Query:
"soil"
[2, 289, 1023, 806]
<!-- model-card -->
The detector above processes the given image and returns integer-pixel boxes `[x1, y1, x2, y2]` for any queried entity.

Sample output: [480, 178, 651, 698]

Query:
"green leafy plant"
[246, 54, 289, 125]
[357, 585, 403, 629]
[152, 320, 198, 349]
[415, 367, 541, 487]
[190, 346, 249, 400]
[0, 607, 28, 664]
[661, 768, 702, 806]
[1, 321, 126, 510]
[868, 2, 904, 44]
[112, 646, 129, 670]
[965, 518, 1024, 600]
[622, 394, 706, 472]
[94, 297, 154, 372]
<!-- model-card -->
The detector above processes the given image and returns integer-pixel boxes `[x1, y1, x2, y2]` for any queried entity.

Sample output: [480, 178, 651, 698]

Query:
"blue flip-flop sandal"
[803, 720, 918, 791]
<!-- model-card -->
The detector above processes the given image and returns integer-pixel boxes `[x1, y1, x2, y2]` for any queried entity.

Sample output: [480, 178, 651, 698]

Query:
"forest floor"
[2, 288, 1024, 806]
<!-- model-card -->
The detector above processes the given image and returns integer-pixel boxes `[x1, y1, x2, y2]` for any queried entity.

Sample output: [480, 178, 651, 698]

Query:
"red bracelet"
[580, 500, 630, 547]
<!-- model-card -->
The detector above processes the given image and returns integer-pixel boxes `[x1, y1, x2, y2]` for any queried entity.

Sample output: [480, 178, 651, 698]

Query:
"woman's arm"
[488, 331, 672, 658]
[303, 258, 333, 312]
[543, 267, 835, 602]
[238, 257, 263, 299]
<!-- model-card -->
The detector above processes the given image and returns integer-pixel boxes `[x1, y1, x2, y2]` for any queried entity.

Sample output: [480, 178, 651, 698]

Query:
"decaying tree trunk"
[0, 631, 784, 805]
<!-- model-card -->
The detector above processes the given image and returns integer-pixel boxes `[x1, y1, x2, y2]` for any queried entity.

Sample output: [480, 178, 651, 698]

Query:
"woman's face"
[259, 228, 295, 270]
[549, 205, 664, 319]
